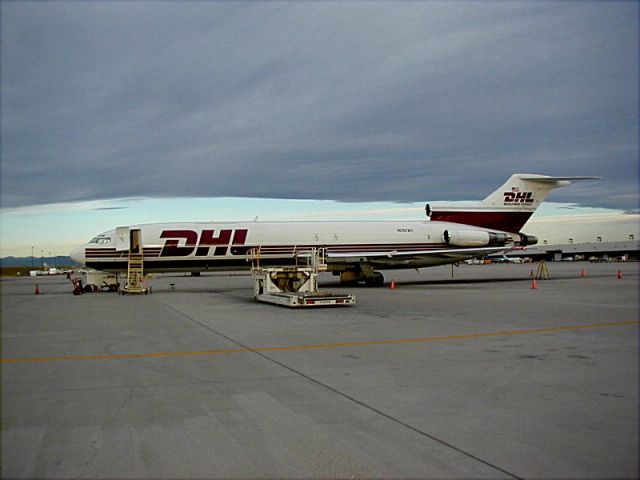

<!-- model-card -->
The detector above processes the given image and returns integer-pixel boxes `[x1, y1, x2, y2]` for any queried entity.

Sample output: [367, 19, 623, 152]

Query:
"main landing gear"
[364, 272, 385, 287]
[339, 268, 385, 287]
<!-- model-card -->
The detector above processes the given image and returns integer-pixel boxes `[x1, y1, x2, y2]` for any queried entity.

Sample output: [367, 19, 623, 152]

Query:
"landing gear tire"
[364, 272, 385, 287]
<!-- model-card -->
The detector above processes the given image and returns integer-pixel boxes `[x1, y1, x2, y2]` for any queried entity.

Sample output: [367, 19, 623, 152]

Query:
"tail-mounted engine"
[443, 229, 537, 247]
[443, 230, 509, 248]
[514, 233, 538, 246]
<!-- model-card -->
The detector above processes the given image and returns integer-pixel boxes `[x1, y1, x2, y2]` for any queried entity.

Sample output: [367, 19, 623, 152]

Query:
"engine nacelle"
[517, 233, 538, 246]
[443, 229, 509, 248]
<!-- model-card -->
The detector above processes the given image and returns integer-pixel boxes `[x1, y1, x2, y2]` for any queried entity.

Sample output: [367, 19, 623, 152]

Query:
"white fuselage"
[69, 174, 593, 280]
[71, 220, 505, 274]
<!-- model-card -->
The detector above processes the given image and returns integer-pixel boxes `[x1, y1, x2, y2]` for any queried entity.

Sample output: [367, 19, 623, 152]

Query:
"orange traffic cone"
[617, 270, 622, 280]
[390, 280, 397, 290]
[35, 284, 40, 295]
[531, 278, 538, 290]
[580, 268, 587, 278]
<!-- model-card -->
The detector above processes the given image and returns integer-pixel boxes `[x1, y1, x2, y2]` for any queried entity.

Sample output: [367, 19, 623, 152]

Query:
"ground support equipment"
[120, 249, 151, 294]
[249, 248, 355, 308]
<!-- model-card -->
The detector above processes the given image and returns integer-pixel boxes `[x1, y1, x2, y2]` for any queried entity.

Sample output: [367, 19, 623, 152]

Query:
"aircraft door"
[130, 229, 142, 254]
[115, 227, 129, 251]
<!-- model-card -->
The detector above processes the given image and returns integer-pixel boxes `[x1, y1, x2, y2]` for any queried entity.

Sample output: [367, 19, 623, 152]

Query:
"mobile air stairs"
[118, 228, 151, 294]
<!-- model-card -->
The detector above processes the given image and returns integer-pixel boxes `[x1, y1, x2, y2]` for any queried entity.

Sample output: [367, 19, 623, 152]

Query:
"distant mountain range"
[1, 256, 77, 267]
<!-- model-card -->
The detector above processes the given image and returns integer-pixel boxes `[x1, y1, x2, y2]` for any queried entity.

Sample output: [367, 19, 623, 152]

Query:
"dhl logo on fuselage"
[503, 191, 534, 204]
[160, 229, 248, 257]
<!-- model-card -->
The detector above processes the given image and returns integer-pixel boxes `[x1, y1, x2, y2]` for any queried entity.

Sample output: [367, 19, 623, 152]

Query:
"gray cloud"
[1, 2, 637, 209]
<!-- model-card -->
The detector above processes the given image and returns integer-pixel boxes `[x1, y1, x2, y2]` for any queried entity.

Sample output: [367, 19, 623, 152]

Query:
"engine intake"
[443, 229, 509, 248]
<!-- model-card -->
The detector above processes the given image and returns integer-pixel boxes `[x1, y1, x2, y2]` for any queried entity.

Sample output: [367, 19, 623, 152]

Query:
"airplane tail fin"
[426, 174, 599, 233]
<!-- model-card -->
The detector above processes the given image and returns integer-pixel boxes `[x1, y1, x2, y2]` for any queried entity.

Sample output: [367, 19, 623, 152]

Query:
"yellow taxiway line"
[2, 320, 637, 365]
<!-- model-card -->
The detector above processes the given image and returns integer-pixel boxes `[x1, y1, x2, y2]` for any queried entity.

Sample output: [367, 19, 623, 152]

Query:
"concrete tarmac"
[2, 262, 638, 479]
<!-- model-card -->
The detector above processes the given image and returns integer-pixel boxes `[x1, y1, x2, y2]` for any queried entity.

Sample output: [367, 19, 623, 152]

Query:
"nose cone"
[69, 245, 86, 265]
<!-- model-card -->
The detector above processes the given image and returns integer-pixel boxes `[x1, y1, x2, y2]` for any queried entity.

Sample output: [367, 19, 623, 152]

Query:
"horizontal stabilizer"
[518, 176, 600, 183]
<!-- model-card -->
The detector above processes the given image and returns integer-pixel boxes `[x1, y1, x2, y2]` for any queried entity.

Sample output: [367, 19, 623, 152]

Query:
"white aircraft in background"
[70, 174, 597, 286]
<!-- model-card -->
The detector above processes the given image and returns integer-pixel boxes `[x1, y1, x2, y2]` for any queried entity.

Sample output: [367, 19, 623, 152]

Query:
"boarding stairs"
[120, 234, 150, 294]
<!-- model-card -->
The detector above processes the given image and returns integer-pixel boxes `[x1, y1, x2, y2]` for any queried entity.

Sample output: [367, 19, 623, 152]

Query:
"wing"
[320, 246, 515, 265]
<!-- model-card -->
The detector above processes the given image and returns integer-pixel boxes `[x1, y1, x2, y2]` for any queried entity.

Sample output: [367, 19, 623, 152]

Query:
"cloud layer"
[2, 2, 637, 209]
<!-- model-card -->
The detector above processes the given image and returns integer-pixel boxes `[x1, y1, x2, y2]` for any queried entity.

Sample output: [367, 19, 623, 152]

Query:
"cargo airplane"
[70, 174, 597, 286]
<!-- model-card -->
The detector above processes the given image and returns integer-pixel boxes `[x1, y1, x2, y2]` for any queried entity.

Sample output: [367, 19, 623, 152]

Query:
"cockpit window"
[89, 235, 112, 245]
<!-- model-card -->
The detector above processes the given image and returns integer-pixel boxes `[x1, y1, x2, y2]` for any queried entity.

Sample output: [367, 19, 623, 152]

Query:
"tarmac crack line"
[75, 387, 135, 480]
[152, 300, 525, 480]
[254, 352, 526, 480]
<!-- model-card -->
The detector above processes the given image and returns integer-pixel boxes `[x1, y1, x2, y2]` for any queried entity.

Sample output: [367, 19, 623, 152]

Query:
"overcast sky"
[1, 1, 638, 212]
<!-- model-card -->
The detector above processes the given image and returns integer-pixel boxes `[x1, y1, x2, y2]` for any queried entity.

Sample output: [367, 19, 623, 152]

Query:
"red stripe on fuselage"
[83, 243, 449, 261]
[429, 211, 532, 233]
